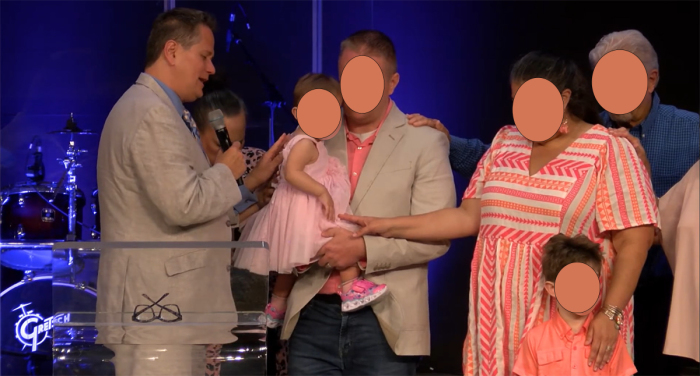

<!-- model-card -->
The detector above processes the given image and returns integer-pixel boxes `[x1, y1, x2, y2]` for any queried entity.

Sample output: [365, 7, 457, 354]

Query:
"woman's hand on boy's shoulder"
[585, 312, 619, 372]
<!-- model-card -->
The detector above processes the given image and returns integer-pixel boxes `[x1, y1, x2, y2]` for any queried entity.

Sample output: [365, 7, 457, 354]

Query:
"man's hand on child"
[313, 227, 366, 269]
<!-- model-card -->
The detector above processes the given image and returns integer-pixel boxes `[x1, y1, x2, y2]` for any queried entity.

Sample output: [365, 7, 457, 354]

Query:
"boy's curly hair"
[542, 234, 603, 282]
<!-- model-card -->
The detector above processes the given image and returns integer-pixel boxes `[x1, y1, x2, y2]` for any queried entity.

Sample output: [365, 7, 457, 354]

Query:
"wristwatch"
[603, 304, 624, 330]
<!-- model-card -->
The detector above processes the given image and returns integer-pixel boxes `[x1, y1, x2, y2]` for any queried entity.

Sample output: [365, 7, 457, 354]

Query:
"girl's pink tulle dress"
[232, 134, 357, 275]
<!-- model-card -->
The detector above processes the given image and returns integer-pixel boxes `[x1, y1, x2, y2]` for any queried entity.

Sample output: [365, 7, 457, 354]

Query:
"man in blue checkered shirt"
[409, 29, 699, 375]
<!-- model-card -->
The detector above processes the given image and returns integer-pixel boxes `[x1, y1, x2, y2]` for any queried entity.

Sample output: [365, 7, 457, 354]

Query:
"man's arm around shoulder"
[449, 135, 490, 181]
[364, 128, 456, 273]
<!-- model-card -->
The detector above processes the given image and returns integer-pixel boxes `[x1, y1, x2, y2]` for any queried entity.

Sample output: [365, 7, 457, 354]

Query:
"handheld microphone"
[208, 109, 245, 186]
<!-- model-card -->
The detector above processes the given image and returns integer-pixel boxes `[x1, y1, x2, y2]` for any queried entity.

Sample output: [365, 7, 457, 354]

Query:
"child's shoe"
[264, 303, 285, 328]
[339, 279, 388, 312]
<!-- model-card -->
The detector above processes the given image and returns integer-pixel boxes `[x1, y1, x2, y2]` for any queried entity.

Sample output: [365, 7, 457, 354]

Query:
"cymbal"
[49, 129, 97, 135]
[48, 113, 98, 135]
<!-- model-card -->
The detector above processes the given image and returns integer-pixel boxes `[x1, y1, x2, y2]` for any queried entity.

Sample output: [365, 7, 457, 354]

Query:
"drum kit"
[1, 114, 103, 375]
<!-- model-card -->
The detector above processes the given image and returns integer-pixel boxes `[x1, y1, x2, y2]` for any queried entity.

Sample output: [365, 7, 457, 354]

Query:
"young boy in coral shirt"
[513, 234, 637, 376]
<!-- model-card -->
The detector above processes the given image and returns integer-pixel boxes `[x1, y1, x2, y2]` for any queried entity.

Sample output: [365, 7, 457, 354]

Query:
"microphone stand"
[230, 33, 294, 148]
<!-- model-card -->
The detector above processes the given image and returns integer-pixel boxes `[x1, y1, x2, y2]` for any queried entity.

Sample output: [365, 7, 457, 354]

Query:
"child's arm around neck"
[283, 137, 326, 197]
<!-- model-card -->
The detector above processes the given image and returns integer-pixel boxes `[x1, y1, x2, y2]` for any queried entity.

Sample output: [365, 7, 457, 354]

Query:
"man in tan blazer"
[282, 30, 456, 375]
[95, 8, 246, 376]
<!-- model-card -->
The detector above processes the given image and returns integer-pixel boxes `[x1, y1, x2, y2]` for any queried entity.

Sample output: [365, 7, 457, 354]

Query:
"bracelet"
[602, 304, 623, 330]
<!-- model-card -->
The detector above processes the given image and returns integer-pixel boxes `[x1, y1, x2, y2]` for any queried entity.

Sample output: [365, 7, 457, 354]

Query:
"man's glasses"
[132, 293, 182, 323]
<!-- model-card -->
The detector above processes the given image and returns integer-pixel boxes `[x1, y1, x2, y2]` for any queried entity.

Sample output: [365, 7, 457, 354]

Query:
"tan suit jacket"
[659, 161, 699, 362]
[280, 102, 456, 356]
[95, 73, 242, 345]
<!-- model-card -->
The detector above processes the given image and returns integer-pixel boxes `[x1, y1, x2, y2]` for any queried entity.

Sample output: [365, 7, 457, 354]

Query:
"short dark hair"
[191, 89, 246, 132]
[145, 8, 217, 68]
[510, 51, 602, 125]
[293, 73, 341, 107]
[542, 234, 603, 282]
[340, 30, 397, 73]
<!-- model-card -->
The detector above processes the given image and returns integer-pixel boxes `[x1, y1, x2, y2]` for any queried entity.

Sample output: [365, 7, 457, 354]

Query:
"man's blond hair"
[340, 30, 397, 74]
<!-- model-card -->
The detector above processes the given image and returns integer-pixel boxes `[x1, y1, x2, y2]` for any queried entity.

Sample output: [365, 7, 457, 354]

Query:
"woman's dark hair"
[510, 51, 602, 125]
[191, 89, 247, 132]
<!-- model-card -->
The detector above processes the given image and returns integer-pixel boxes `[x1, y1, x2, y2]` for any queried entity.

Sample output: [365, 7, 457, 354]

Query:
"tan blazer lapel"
[350, 105, 406, 212]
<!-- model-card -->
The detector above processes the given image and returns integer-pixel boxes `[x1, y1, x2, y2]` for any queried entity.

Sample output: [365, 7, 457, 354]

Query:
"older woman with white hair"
[590, 29, 700, 376]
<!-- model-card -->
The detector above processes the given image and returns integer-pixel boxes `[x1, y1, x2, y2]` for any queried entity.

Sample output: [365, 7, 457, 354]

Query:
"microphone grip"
[216, 129, 245, 186]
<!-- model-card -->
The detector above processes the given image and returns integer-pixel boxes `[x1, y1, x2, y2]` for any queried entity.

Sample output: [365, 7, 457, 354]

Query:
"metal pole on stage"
[312, 0, 323, 73]
[225, 3, 291, 149]
[164, 0, 175, 12]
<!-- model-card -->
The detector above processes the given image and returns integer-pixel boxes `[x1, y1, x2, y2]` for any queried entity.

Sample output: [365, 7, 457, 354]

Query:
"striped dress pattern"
[461, 125, 658, 376]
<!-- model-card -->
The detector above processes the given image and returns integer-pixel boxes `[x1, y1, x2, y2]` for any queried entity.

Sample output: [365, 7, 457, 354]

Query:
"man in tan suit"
[95, 8, 246, 375]
[282, 30, 456, 375]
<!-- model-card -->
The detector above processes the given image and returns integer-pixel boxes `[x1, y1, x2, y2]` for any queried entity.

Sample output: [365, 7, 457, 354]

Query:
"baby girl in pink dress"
[233, 73, 388, 327]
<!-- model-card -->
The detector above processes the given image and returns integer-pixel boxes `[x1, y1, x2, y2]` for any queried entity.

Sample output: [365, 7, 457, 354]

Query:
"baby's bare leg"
[338, 266, 361, 293]
[271, 274, 297, 311]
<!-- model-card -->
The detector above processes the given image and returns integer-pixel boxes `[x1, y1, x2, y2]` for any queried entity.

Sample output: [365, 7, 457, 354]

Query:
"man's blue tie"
[182, 109, 201, 144]
[182, 109, 209, 162]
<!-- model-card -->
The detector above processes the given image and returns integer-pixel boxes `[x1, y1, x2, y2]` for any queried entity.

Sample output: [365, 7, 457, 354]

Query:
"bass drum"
[1, 276, 97, 354]
[1, 182, 85, 271]
[1, 276, 102, 376]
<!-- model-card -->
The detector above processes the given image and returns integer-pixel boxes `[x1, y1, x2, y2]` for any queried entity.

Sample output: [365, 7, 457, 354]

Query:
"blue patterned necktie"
[182, 109, 201, 143]
[182, 109, 209, 161]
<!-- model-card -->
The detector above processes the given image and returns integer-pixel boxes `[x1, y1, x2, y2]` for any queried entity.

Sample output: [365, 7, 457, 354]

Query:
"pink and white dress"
[462, 125, 659, 376]
[233, 134, 357, 275]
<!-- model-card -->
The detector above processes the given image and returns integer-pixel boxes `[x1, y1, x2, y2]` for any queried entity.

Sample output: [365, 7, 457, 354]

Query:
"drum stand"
[52, 128, 86, 284]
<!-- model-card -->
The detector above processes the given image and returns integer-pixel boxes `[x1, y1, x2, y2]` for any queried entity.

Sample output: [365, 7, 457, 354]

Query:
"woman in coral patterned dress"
[340, 52, 658, 376]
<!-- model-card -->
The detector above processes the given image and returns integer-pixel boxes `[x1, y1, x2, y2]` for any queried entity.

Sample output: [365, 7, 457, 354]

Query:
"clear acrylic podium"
[47, 241, 270, 376]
